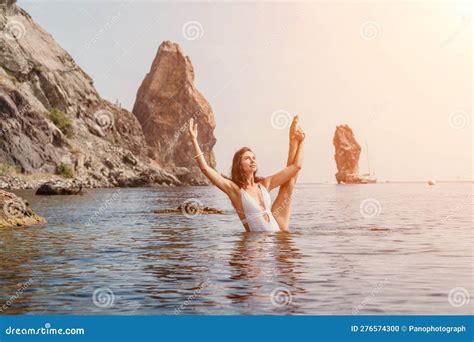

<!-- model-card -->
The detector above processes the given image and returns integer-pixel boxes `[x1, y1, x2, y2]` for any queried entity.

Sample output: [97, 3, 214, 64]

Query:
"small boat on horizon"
[361, 140, 377, 184]
[361, 173, 377, 184]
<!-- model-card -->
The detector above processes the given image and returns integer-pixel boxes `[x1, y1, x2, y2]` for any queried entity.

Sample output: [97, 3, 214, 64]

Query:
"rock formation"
[35, 181, 84, 195]
[0, 1, 180, 188]
[333, 124, 364, 184]
[133, 41, 216, 185]
[0, 189, 46, 228]
[154, 206, 224, 215]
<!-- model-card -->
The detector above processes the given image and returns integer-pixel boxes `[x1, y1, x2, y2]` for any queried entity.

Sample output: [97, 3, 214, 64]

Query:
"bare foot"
[295, 127, 305, 142]
[290, 115, 299, 141]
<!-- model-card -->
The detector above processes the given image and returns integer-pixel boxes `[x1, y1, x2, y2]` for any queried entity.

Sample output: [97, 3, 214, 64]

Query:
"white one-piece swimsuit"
[240, 183, 280, 232]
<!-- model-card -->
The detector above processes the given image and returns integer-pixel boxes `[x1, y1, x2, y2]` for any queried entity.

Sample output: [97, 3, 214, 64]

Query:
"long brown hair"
[230, 147, 264, 188]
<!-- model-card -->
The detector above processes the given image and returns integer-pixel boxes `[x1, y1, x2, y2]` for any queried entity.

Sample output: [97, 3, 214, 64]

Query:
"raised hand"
[188, 118, 198, 139]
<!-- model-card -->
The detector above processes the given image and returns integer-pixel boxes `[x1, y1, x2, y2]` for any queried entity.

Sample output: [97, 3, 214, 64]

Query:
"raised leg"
[272, 118, 304, 231]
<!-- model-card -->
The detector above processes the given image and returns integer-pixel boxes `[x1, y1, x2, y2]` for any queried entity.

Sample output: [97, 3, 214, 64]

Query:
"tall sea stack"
[132, 41, 217, 185]
[333, 124, 364, 184]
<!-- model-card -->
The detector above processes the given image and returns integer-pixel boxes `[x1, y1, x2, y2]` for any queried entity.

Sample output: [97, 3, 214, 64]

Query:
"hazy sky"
[18, 0, 472, 182]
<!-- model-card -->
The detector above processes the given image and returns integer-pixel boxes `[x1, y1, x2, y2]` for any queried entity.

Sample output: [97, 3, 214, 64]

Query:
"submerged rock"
[154, 205, 224, 215]
[133, 41, 217, 185]
[0, 189, 46, 228]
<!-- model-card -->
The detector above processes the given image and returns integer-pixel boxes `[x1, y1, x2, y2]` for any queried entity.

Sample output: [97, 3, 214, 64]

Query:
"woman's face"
[240, 151, 257, 174]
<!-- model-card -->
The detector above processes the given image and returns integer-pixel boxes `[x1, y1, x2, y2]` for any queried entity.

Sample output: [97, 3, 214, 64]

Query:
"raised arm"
[263, 131, 304, 191]
[189, 118, 235, 195]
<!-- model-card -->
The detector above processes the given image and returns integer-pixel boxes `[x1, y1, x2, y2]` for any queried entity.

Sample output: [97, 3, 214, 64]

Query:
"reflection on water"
[0, 183, 472, 315]
[227, 232, 307, 314]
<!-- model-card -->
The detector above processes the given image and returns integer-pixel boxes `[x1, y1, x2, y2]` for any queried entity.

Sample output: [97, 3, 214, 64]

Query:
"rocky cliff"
[0, 1, 180, 188]
[133, 41, 217, 185]
[333, 124, 364, 184]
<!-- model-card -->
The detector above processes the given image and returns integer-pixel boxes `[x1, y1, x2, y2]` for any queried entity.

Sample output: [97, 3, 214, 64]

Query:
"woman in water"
[188, 115, 304, 232]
